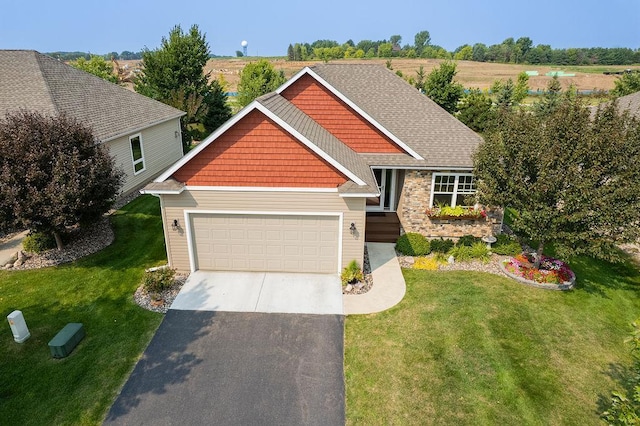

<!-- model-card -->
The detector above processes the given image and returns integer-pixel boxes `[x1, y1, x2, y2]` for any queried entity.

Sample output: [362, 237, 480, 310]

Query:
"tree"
[0, 111, 123, 250]
[314, 47, 333, 63]
[515, 37, 533, 63]
[414, 65, 426, 90]
[422, 61, 464, 113]
[533, 76, 563, 116]
[135, 24, 231, 152]
[472, 43, 487, 62]
[491, 78, 522, 108]
[236, 59, 286, 108]
[389, 35, 402, 49]
[236, 50, 244, 58]
[377, 43, 393, 58]
[453, 45, 473, 61]
[474, 97, 640, 266]
[287, 44, 294, 61]
[513, 72, 530, 104]
[414, 30, 431, 56]
[456, 89, 494, 132]
[70, 55, 118, 84]
[611, 72, 640, 97]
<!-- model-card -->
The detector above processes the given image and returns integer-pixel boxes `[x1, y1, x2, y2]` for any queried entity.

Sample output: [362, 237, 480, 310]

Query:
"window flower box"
[426, 206, 487, 220]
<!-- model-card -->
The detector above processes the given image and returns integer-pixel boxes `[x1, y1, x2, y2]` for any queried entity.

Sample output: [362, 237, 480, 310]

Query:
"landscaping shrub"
[396, 233, 431, 256]
[492, 233, 522, 256]
[22, 231, 57, 253]
[449, 242, 490, 262]
[470, 242, 491, 262]
[449, 245, 473, 262]
[341, 260, 364, 285]
[456, 234, 481, 247]
[142, 267, 176, 295]
[413, 257, 440, 270]
[430, 238, 454, 254]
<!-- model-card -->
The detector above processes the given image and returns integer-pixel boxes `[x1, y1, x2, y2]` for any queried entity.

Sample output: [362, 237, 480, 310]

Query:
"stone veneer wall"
[398, 170, 502, 239]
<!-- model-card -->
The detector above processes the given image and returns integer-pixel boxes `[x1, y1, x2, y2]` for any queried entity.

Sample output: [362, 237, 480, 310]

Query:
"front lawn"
[345, 254, 640, 425]
[0, 196, 166, 425]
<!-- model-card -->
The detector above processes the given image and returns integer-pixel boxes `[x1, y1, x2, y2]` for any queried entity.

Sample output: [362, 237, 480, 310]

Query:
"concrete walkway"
[0, 231, 28, 266]
[343, 242, 406, 315]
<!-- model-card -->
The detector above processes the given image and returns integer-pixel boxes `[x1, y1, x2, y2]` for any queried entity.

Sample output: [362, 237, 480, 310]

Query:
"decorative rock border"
[499, 259, 576, 291]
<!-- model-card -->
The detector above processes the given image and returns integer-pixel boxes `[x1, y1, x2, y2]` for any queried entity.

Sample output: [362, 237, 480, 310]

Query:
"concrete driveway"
[170, 271, 344, 315]
[104, 310, 345, 425]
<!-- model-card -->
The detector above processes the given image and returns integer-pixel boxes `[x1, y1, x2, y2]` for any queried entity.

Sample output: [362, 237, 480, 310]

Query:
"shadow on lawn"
[569, 252, 640, 298]
[103, 309, 215, 423]
[596, 361, 637, 418]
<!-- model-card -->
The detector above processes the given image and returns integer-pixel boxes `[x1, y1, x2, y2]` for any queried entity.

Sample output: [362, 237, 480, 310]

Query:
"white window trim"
[129, 133, 146, 175]
[429, 172, 476, 208]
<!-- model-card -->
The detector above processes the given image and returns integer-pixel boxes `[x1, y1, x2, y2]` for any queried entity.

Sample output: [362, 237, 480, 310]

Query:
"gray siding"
[106, 118, 183, 194]
[160, 190, 365, 273]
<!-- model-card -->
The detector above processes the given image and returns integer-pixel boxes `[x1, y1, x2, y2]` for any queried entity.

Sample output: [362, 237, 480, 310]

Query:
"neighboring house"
[0, 50, 185, 195]
[615, 90, 640, 118]
[143, 64, 501, 274]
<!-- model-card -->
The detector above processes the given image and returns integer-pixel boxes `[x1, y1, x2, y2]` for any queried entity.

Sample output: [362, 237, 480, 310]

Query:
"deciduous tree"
[70, 55, 118, 84]
[457, 89, 494, 132]
[422, 61, 464, 113]
[414, 30, 431, 56]
[236, 59, 286, 107]
[611, 72, 640, 97]
[0, 111, 123, 249]
[474, 97, 640, 266]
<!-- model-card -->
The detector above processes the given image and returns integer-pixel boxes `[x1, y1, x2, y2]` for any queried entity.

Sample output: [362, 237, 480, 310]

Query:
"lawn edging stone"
[499, 259, 576, 291]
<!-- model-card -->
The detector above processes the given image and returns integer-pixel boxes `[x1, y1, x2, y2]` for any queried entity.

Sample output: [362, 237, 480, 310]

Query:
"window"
[129, 134, 145, 174]
[430, 173, 476, 207]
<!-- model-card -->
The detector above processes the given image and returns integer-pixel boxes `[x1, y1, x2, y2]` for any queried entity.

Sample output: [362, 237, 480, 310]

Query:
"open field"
[116, 57, 637, 94]
[200, 58, 636, 93]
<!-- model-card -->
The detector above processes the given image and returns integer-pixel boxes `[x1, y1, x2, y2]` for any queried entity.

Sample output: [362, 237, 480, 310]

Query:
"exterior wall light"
[172, 219, 179, 231]
[350, 222, 357, 235]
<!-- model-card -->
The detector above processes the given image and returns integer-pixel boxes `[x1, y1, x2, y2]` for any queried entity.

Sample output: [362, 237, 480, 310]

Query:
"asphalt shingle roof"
[308, 64, 483, 169]
[0, 50, 184, 142]
[616, 90, 640, 118]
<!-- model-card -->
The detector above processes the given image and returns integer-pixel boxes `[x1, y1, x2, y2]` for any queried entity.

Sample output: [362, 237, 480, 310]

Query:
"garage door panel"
[191, 214, 339, 273]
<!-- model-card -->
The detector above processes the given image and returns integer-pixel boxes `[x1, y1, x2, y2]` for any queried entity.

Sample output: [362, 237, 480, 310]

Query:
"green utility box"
[48, 323, 85, 358]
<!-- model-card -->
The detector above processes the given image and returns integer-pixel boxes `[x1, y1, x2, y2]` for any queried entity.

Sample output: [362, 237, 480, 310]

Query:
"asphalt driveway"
[104, 310, 345, 425]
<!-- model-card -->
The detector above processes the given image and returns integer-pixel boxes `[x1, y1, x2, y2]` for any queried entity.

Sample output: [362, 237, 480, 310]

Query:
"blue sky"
[2, 0, 638, 56]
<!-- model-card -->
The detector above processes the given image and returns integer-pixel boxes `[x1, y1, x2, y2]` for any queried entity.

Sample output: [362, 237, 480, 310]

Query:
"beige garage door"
[191, 214, 340, 273]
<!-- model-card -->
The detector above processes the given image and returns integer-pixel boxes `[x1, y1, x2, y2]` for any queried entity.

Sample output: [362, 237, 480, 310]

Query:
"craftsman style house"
[143, 64, 500, 274]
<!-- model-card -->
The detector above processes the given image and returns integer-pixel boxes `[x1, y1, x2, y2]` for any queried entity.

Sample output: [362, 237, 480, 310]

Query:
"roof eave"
[279, 66, 424, 161]
[101, 112, 186, 143]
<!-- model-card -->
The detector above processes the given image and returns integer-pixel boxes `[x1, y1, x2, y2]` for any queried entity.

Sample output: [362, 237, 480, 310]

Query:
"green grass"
[345, 254, 640, 425]
[0, 196, 167, 425]
[554, 65, 639, 75]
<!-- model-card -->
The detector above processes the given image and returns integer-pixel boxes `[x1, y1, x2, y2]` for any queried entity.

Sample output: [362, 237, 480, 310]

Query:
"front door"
[366, 169, 396, 211]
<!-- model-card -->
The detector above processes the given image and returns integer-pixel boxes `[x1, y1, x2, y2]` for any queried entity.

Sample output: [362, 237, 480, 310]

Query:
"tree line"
[47, 51, 144, 61]
[287, 33, 640, 66]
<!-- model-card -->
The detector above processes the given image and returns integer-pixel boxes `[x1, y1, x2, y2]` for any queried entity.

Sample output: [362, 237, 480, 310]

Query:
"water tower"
[241, 40, 248, 57]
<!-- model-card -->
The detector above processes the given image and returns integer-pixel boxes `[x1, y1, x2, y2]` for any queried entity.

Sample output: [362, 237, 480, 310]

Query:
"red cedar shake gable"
[171, 110, 349, 187]
[281, 73, 404, 154]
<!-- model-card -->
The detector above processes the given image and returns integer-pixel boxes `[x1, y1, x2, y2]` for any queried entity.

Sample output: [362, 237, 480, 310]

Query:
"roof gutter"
[101, 112, 186, 143]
